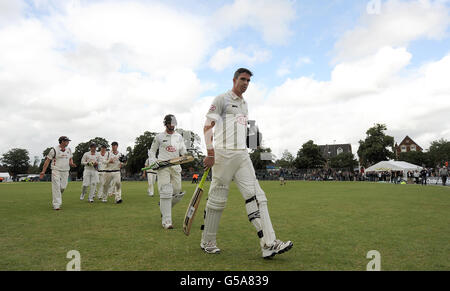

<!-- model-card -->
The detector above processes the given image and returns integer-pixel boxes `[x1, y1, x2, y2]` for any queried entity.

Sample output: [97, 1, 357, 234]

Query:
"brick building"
[395, 136, 423, 157]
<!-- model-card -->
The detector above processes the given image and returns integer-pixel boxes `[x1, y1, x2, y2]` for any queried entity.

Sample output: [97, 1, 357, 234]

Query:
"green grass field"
[0, 180, 449, 271]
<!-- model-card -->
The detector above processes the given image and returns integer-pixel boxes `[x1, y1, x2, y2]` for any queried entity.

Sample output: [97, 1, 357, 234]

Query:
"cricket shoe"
[116, 199, 123, 204]
[88, 199, 94, 203]
[80, 193, 85, 200]
[162, 223, 173, 229]
[200, 241, 221, 254]
[262, 239, 293, 259]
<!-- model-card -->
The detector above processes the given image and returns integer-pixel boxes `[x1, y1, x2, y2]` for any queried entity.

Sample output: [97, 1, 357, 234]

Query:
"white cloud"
[276, 56, 312, 77]
[246, 47, 450, 159]
[334, 0, 450, 62]
[276, 66, 291, 77]
[0, 1, 215, 158]
[59, 1, 212, 73]
[211, 0, 296, 45]
[209, 46, 271, 71]
[0, 0, 25, 27]
[296, 57, 312, 67]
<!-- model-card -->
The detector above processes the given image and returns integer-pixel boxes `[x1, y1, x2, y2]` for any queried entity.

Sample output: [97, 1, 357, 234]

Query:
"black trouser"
[421, 176, 427, 185]
[442, 176, 447, 186]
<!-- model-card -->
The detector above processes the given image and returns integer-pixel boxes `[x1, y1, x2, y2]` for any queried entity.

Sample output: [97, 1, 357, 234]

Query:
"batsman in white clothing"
[148, 114, 187, 229]
[202, 68, 293, 258]
[143, 158, 157, 196]
[40, 136, 76, 210]
[80, 143, 100, 202]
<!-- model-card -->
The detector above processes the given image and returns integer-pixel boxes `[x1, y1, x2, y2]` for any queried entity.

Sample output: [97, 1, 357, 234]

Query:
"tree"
[1, 148, 30, 177]
[276, 150, 295, 168]
[295, 140, 326, 169]
[73, 137, 110, 178]
[357, 124, 394, 167]
[176, 128, 205, 173]
[28, 156, 41, 174]
[176, 128, 203, 157]
[427, 138, 450, 167]
[329, 152, 358, 170]
[125, 131, 156, 175]
[397, 151, 430, 167]
[250, 147, 274, 170]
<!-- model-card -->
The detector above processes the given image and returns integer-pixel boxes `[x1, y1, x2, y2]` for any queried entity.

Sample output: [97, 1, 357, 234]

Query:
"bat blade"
[183, 168, 210, 236]
[141, 155, 194, 172]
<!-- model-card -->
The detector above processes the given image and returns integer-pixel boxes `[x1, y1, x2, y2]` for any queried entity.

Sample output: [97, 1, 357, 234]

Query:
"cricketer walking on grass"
[143, 158, 157, 197]
[148, 114, 187, 229]
[80, 143, 100, 202]
[103, 141, 125, 204]
[39, 136, 76, 210]
[96, 145, 108, 202]
[201, 68, 293, 258]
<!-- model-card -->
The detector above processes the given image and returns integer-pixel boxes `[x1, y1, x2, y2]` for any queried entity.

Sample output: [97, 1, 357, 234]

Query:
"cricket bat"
[141, 155, 194, 172]
[183, 168, 210, 236]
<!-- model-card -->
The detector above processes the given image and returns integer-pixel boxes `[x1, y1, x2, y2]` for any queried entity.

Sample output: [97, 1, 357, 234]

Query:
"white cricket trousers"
[104, 172, 122, 202]
[51, 170, 69, 209]
[82, 169, 99, 200]
[202, 149, 276, 246]
[157, 165, 182, 226]
[97, 172, 106, 199]
[147, 172, 156, 195]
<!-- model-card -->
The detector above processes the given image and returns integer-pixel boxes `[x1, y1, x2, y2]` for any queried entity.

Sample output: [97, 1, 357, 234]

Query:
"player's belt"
[102, 170, 120, 172]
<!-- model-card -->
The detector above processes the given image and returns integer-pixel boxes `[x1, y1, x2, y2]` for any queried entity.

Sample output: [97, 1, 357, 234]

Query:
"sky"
[0, 0, 449, 163]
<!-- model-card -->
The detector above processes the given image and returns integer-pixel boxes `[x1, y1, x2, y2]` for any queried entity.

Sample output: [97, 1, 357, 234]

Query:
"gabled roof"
[398, 136, 422, 150]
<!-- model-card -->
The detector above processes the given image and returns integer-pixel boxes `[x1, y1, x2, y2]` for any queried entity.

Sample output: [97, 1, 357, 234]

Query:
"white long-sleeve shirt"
[148, 131, 187, 162]
[97, 151, 108, 171]
[81, 151, 100, 171]
[104, 151, 122, 171]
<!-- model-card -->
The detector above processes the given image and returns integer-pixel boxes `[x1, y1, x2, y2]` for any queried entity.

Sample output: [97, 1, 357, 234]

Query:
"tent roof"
[365, 161, 422, 172]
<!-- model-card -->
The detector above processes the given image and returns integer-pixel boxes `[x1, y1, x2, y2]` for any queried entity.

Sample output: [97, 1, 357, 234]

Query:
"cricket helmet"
[164, 114, 177, 127]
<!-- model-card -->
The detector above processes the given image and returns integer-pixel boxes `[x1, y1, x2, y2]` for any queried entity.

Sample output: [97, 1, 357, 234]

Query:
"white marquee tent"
[365, 161, 422, 178]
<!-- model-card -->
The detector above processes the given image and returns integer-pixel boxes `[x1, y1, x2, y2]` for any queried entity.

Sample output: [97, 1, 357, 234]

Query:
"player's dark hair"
[111, 141, 118, 146]
[233, 68, 253, 80]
